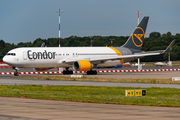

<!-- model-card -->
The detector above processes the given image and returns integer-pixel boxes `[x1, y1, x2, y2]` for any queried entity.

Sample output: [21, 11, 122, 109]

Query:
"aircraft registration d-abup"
[3, 17, 176, 76]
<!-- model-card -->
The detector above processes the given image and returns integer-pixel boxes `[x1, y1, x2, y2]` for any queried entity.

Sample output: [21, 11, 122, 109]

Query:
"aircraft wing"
[62, 39, 176, 64]
[88, 52, 161, 64]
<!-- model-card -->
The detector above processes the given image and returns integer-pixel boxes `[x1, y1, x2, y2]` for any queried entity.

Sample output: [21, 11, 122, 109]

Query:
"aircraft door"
[23, 51, 27, 60]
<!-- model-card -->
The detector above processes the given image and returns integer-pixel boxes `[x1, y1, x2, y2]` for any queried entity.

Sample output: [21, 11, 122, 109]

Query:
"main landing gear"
[13, 67, 19, 76]
[63, 67, 73, 75]
[62, 68, 97, 75]
[87, 70, 97, 75]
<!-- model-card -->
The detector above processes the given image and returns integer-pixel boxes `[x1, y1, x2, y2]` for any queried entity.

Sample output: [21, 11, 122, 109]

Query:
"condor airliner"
[3, 17, 175, 76]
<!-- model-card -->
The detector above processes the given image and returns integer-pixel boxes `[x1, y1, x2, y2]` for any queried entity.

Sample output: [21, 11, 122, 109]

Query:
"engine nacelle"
[73, 60, 93, 71]
[33, 68, 49, 71]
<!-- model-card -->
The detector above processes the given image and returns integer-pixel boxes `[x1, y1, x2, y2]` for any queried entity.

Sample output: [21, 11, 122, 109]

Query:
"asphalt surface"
[0, 77, 180, 88]
[0, 97, 180, 120]
[0, 66, 180, 120]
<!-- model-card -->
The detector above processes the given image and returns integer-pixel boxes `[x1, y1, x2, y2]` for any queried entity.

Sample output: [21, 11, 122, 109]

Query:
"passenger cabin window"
[6, 53, 16, 56]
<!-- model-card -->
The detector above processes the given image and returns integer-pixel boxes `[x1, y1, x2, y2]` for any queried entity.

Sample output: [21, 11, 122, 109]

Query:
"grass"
[12, 75, 180, 84]
[171, 60, 180, 66]
[9, 61, 180, 107]
[0, 85, 180, 107]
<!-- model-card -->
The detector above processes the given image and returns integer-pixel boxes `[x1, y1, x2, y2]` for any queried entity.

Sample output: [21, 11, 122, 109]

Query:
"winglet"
[162, 39, 176, 53]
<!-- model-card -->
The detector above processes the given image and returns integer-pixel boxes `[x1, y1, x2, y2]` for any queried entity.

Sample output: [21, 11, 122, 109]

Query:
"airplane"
[132, 62, 145, 67]
[3, 16, 176, 76]
[154, 62, 167, 67]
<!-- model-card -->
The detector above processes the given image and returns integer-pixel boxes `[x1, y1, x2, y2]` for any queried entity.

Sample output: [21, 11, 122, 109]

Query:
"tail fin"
[123, 16, 149, 50]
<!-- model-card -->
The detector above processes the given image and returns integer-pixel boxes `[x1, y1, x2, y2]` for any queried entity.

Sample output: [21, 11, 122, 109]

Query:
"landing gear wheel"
[13, 67, 19, 76]
[14, 69, 19, 76]
[63, 68, 73, 75]
[14, 72, 19, 76]
[87, 70, 97, 75]
[94, 70, 97, 74]
[63, 70, 73, 75]
[70, 70, 73, 74]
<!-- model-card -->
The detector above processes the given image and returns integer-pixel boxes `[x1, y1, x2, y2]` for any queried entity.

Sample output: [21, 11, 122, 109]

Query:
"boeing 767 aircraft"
[3, 17, 176, 76]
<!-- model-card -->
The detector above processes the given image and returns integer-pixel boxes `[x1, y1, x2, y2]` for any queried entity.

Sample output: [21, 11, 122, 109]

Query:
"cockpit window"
[6, 53, 16, 56]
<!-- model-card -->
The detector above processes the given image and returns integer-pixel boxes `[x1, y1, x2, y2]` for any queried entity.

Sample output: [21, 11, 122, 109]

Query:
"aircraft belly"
[18, 63, 71, 68]
[98, 60, 121, 67]
[17, 59, 71, 68]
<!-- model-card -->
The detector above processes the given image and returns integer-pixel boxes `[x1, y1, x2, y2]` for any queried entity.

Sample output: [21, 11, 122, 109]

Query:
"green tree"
[149, 32, 161, 38]
[0, 40, 5, 48]
[93, 40, 104, 46]
[33, 38, 43, 47]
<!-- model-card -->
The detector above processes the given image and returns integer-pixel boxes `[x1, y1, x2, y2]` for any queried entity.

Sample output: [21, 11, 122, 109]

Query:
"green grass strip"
[13, 75, 180, 84]
[0, 85, 180, 107]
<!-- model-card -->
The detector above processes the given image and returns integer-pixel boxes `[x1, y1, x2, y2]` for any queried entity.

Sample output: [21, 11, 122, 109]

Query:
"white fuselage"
[3, 47, 133, 68]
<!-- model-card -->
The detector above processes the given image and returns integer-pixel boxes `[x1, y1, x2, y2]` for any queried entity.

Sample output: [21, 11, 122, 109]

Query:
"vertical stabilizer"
[123, 17, 149, 50]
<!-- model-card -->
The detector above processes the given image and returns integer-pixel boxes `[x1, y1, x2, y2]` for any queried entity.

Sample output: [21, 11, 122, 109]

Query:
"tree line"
[0, 31, 180, 62]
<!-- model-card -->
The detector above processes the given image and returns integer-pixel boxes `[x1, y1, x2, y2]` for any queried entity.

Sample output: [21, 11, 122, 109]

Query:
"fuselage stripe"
[108, 47, 123, 64]
[108, 47, 122, 56]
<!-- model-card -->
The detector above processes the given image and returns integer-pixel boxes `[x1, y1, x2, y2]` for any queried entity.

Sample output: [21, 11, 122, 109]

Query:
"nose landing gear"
[13, 67, 19, 76]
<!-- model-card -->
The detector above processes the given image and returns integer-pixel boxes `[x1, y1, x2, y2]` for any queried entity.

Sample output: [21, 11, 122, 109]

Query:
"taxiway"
[0, 97, 180, 120]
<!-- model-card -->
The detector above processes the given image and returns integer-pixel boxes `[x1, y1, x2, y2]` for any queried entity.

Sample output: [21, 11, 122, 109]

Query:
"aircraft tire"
[63, 70, 73, 75]
[70, 70, 73, 74]
[90, 71, 93, 75]
[14, 72, 19, 76]
[87, 70, 97, 75]
[63, 70, 67, 75]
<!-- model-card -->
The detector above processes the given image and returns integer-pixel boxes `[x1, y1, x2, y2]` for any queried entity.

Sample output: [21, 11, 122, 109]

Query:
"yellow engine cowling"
[33, 68, 49, 71]
[73, 60, 93, 71]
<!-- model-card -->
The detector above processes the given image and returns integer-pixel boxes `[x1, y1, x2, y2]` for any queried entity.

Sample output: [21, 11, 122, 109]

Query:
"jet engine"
[33, 68, 49, 71]
[73, 60, 93, 71]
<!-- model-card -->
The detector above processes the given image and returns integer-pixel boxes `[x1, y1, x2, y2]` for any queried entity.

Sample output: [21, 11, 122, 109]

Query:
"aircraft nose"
[3, 56, 9, 64]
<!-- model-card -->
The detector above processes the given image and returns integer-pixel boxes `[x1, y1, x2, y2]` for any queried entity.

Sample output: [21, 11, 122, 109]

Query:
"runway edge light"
[125, 89, 146, 96]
